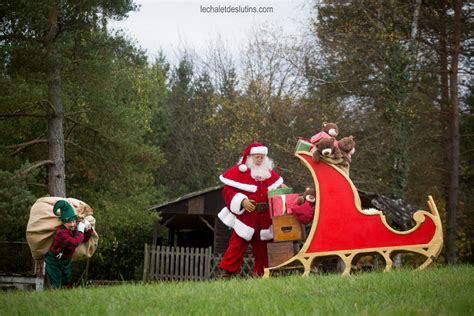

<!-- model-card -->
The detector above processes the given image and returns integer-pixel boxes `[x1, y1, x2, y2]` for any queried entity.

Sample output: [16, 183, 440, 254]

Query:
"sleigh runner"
[264, 142, 443, 277]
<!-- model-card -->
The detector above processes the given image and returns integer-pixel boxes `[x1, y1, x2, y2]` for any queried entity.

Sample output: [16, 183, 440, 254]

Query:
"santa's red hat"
[238, 143, 268, 172]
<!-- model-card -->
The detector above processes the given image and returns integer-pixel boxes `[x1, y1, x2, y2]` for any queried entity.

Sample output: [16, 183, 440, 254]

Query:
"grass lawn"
[1, 265, 472, 315]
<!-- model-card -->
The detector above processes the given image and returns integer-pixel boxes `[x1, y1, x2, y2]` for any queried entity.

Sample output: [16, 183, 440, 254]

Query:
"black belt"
[255, 202, 268, 212]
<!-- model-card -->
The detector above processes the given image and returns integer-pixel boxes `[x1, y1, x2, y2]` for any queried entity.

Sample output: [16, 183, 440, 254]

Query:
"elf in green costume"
[45, 200, 92, 288]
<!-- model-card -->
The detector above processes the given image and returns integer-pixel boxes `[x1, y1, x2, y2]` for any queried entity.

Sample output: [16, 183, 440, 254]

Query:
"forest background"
[1, 0, 472, 280]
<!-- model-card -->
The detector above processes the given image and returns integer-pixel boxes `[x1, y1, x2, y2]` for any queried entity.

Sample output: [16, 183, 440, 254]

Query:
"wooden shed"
[149, 185, 230, 254]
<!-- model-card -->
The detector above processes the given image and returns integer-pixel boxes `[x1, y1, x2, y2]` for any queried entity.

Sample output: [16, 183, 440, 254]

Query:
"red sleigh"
[264, 146, 443, 277]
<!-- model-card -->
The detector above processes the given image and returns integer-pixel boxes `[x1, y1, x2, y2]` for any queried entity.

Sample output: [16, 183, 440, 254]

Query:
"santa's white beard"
[246, 157, 274, 180]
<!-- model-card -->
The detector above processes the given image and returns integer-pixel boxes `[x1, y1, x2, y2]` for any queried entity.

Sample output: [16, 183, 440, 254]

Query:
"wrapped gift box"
[268, 192, 299, 217]
[295, 139, 313, 153]
[268, 187, 293, 197]
[272, 214, 305, 242]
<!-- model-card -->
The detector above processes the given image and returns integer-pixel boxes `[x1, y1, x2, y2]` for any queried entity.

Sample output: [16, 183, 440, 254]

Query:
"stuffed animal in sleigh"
[338, 135, 355, 165]
[310, 122, 339, 145]
[312, 137, 342, 162]
[296, 187, 316, 206]
[334, 135, 355, 175]
[290, 187, 316, 225]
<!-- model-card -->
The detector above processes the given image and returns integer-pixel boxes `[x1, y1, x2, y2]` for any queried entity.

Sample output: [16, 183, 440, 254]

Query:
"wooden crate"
[272, 214, 304, 242]
[267, 241, 298, 267]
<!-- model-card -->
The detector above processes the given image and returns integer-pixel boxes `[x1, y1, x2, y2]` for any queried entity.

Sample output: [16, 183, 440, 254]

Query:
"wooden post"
[184, 247, 189, 279]
[35, 260, 45, 291]
[143, 243, 149, 281]
[205, 246, 212, 279]
[160, 245, 165, 280]
[152, 244, 157, 280]
[190, 247, 195, 280]
[179, 247, 184, 281]
[199, 248, 205, 280]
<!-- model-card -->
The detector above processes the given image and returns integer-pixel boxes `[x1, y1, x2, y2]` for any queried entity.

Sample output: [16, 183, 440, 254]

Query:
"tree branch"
[27, 182, 48, 188]
[461, 148, 474, 156]
[65, 140, 97, 156]
[47, 100, 57, 114]
[12, 160, 54, 178]
[0, 34, 41, 43]
[65, 116, 114, 143]
[0, 112, 46, 118]
[4, 139, 48, 156]
[66, 110, 90, 117]
[4, 136, 107, 159]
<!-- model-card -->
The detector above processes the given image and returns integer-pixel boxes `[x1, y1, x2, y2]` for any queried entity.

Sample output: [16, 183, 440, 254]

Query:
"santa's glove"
[82, 219, 92, 231]
[77, 221, 86, 233]
[242, 199, 256, 212]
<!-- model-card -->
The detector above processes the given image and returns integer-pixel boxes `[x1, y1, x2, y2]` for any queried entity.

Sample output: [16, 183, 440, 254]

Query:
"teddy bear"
[310, 122, 339, 145]
[337, 135, 355, 164]
[322, 121, 339, 137]
[312, 137, 341, 162]
[296, 187, 316, 205]
[291, 187, 316, 225]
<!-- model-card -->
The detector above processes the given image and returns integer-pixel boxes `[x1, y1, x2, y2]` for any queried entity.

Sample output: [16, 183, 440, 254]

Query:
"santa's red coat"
[218, 165, 283, 241]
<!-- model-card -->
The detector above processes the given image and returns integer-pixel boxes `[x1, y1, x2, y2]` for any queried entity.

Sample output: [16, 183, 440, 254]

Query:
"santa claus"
[218, 143, 285, 277]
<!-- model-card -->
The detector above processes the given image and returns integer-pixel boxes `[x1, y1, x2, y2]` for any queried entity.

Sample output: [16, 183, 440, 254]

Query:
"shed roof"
[149, 184, 223, 211]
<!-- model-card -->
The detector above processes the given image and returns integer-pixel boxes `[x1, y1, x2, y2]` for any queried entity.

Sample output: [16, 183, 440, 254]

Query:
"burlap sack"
[26, 197, 99, 261]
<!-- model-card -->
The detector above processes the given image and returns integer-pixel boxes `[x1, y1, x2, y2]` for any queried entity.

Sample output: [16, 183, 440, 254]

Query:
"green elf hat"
[53, 200, 76, 223]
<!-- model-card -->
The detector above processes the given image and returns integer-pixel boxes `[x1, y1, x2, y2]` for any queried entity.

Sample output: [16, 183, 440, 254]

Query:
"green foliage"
[86, 198, 160, 280]
[312, 1, 428, 198]
[1, 265, 473, 314]
[458, 85, 474, 262]
[1, 1, 167, 279]
[0, 167, 37, 241]
[60, 34, 167, 279]
[155, 56, 220, 198]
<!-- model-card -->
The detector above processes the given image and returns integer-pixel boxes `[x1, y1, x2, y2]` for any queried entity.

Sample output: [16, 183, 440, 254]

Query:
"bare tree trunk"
[410, 0, 422, 42]
[445, 0, 462, 264]
[438, 0, 451, 258]
[45, 6, 66, 197]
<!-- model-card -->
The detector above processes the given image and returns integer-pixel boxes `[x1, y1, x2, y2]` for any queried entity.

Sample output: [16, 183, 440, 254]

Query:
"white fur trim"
[268, 177, 284, 191]
[350, 148, 355, 155]
[217, 207, 254, 241]
[230, 193, 247, 215]
[260, 226, 273, 241]
[234, 218, 255, 241]
[328, 128, 337, 137]
[218, 207, 235, 227]
[238, 164, 248, 172]
[250, 146, 268, 155]
[219, 175, 257, 193]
